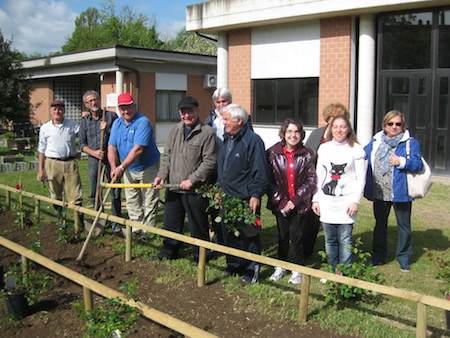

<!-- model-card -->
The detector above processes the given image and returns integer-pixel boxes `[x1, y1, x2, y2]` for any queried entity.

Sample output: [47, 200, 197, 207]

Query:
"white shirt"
[212, 113, 225, 141]
[312, 140, 367, 224]
[38, 118, 79, 159]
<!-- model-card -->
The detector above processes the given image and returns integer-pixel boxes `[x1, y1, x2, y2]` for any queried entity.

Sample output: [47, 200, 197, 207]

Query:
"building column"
[217, 31, 228, 89]
[116, 69, 124, 94]
[356, 14, 376, 146]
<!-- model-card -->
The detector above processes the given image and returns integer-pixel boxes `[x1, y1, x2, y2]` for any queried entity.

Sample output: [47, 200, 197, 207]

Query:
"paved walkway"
[432, 175, 450, 186]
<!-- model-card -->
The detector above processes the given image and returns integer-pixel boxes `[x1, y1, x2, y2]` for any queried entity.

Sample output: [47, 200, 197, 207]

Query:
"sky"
[0, 0, 204, 54]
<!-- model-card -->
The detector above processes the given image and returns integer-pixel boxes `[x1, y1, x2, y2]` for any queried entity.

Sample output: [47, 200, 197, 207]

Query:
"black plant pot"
[5, 291, 29, 320]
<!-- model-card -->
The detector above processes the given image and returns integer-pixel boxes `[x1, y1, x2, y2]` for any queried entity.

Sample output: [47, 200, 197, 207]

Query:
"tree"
[0, 30, 30, 123]
[164, 29, 217, 55]
[62, 5, 163, 53]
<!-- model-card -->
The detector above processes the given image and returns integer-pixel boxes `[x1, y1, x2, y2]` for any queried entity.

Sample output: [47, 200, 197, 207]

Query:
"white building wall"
[251, 21, 320, 79]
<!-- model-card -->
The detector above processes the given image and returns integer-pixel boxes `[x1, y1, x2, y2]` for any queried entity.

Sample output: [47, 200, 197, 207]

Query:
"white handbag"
[405, 139, 432, 198]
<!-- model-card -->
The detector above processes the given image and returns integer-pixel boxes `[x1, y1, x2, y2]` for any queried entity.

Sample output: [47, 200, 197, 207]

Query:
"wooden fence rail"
[0, 236, 218, 338]
[1, 184, 449, 338]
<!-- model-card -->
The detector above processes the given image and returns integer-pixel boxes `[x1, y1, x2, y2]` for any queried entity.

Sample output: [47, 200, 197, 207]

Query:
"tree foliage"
[62, 5, 163, 52]
[164, 28, 216, 55]
[0, 30, 30, 123]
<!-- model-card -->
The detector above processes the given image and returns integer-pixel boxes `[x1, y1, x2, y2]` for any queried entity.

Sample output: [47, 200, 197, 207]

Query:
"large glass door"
[377, 9, 450, 174]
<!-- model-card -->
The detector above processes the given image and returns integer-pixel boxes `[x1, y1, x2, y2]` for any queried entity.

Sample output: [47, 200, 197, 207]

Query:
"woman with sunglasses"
[364, 110, 423, 272]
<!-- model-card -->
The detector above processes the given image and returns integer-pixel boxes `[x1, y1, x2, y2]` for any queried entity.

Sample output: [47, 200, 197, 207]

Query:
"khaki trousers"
[123, 163, 159, 228]
[45, 158, 83, 205]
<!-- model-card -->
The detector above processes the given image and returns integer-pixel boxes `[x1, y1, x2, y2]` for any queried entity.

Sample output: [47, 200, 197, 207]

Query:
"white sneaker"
[288, 272, 302, 284]
[269, 267, 286, 281]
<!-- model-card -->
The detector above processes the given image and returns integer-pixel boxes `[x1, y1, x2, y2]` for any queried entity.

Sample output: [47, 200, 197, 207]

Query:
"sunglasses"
[387, 122, 402, 127]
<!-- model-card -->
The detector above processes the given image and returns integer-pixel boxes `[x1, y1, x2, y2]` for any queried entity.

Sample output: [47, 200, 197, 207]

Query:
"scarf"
[375, 132, 404, 175]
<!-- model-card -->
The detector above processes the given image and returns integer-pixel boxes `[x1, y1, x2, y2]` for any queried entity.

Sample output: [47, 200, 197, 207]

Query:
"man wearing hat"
[108, 92, 160, 232]
[153, 96, 216, 261]
[79, 90, 122, 234]
[37, 99, 83, 218]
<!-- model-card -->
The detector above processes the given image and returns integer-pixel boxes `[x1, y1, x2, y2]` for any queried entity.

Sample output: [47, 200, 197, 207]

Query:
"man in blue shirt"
[108, 92, 160, 232]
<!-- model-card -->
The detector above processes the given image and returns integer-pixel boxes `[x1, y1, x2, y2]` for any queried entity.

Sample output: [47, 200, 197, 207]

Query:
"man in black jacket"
[217, 104, 268, 284]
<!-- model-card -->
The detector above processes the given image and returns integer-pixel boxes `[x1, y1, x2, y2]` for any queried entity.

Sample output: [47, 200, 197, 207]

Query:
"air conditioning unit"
[203, 74, 217, 88]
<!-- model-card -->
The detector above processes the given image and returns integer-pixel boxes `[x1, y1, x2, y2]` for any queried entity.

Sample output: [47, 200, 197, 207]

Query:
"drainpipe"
[217, 32, 228, 89]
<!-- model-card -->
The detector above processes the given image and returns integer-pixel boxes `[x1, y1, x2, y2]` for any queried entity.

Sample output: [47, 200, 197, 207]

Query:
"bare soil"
[0, 211, 353, 338]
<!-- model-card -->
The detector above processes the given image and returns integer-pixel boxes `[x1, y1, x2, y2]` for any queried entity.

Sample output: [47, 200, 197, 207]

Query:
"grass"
[0, 159, 449, 337]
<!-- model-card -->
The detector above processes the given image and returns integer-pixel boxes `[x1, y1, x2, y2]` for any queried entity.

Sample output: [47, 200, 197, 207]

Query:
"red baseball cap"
[117, 92, 134, 106]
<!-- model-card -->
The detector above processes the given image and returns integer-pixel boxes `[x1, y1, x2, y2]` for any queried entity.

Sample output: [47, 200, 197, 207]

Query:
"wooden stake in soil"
[125, 224, 132, 262]
[34, 199, 40, 223]
[416, 302, 427, 338]
[5, 190, 11, 209]
[299, 274, 311, 323]
[73, 209, 80, 236]
[21, 255, 28, 285]
[76, 177, 116, 261]
[83, 286, 93, 311]
[197, 247, 206, 287]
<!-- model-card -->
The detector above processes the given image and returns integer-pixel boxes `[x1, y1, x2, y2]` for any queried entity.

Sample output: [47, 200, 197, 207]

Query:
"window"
[156, 91, 185, 122]
[53, 77, 82, 122]
[253, 78, 318, 126]
[379, 11, 432, 69]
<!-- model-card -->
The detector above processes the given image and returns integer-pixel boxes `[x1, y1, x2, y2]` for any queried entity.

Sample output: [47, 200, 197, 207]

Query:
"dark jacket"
[158, 121, 217, 192]
[218, 123, 268, 200]
[304, 126, 326, 154]
[266, 142, 317, 216]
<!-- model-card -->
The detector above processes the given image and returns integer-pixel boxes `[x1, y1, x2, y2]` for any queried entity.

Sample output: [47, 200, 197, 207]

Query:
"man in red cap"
[37, 99, 83, 221]
[108, 92, 160, 235]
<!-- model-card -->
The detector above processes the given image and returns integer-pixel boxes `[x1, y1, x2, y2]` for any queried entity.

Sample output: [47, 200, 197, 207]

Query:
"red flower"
[255, 217, 262, 228]
[15, 183, 22, 190]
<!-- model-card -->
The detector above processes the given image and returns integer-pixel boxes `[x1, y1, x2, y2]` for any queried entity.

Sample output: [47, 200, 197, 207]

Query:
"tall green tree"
[0, 30, 30, 123]
[165, 29, 216, 55]
[62, 5, 163, 52]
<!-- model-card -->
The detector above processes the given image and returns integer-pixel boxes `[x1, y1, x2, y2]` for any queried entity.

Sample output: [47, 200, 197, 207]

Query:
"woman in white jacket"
[312, 116, 367, 272]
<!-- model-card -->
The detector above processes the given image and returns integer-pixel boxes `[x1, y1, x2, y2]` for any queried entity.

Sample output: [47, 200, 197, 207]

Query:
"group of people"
[37, 87, 424, 286]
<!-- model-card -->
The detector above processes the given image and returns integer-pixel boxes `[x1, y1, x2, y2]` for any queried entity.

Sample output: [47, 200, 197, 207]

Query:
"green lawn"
[0, 159, 449, 337]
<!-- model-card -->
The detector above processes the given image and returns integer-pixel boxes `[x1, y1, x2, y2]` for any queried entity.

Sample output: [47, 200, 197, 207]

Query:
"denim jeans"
[373, 200, 412, 269]
[322, 223, 353, 270]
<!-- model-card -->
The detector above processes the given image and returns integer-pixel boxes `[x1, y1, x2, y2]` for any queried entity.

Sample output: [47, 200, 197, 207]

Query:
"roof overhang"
[20, 45, 216, 79]
[186, 0, 450, 32]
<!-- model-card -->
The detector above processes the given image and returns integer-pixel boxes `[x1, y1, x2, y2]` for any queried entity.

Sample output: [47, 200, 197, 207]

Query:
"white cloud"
[158, 19, 186, 41]
[0, 0, 77, 54]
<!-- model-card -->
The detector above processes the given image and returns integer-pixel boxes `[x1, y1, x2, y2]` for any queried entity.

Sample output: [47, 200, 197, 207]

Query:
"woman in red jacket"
[266, 119, 317, 284]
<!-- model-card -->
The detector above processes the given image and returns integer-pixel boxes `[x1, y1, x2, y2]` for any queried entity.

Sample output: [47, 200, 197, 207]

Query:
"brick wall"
[319, 17, 352, 125]
[228, 29, 252, 114]
[29, 80, 52, 125]
[187, 74, 214, 121]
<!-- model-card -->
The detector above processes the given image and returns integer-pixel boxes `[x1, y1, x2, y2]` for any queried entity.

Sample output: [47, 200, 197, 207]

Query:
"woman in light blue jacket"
[364, 110, 423, 272]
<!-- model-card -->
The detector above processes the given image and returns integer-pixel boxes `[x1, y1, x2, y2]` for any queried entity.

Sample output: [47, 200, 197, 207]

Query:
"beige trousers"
[45, 158, 83, 205]
[123, 163, 159, 228]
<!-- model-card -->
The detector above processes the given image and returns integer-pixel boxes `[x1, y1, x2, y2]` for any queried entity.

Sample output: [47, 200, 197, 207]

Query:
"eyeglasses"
[387, 122, 402, 127]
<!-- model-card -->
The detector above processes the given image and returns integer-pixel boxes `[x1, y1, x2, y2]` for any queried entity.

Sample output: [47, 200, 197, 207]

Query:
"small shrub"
[198, 184, 258, 237]
[119, 278, 140, 300]
[75, 298, 139, 338]
[319, 238, 384, 306]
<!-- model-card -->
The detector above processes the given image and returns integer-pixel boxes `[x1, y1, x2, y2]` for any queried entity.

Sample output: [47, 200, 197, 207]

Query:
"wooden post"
[298, 274, 311, 323]
[416, 302, 427, 338]
[83, 286, 93, 311]
[5, 190, 11, 209]
[197, 247, 206, 287]
[34, 199, 40, 223]
[21, 255, 28, 285]
[125, 224, 132, 262]
[19, 191, 23, 210]
[73, 209, 80, 236]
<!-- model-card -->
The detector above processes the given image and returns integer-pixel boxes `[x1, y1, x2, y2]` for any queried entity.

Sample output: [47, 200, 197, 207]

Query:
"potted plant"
[3, 266, 29, 320]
